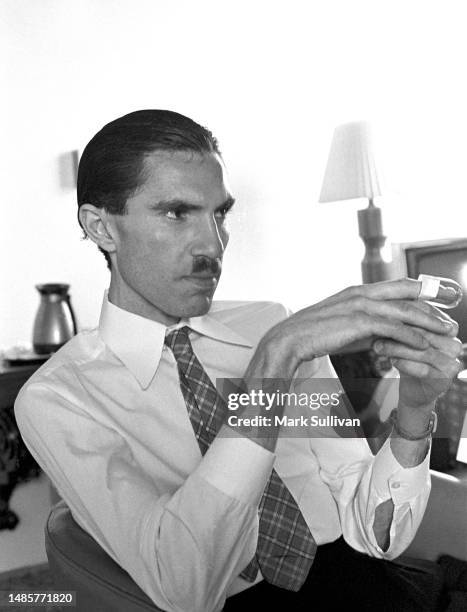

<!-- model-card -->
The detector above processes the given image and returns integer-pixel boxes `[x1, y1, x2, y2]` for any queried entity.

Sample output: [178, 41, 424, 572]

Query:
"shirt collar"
[98, 291, 253, 389]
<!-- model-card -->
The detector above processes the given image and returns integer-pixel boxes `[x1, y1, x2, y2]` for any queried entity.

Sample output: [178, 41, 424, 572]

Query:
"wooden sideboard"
[0, 363, 41, 529]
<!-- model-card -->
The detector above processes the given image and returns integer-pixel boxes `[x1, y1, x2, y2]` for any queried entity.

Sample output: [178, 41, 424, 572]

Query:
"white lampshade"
[319, 121, 382, 203]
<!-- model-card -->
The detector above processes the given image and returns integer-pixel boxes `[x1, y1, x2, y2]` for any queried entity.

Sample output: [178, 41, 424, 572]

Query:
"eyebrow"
[149, 195, 236, 212]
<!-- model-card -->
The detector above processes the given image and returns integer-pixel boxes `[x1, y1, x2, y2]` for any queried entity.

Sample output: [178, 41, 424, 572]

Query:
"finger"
[314, 277, 461, 318]
[332, 296, 456, 336]
[356, 314, 430, 350]
[296, 314, 430, 360]
[408, 301, 460, 337]
[392, 358, 438, 379]
[345, 278, 422, 301]
[362, 277, 461, 305]
[302, 280, 459, 338]
[308, 277, 422, 309]
[393, 329, 463, 357]
[392, 357, 463, 380]
[373, 340, 462, 376]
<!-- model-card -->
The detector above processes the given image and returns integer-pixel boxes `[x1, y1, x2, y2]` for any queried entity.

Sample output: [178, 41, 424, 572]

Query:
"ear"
[78, 204, 117, 256]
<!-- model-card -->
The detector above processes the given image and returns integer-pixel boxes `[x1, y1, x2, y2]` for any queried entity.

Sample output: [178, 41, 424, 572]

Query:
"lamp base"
[358, 205, 390, 284]
[361, 259, 390, 284]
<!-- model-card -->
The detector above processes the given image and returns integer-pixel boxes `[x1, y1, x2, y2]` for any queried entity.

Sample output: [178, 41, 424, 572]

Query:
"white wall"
[2, 0, 467, 348]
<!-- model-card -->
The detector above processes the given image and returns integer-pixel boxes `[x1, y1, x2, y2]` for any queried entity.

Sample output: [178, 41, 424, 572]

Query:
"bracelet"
[390, 410, 437, 441]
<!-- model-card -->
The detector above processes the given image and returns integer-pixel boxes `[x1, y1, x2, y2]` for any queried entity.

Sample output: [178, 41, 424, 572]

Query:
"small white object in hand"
[417, 274, 463, 309]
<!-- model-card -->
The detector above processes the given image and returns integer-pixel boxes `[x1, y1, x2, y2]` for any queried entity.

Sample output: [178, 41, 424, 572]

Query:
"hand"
[374, 303, 463, 466]
[249, 278, 457, 380]
[373, 303, 463, 409]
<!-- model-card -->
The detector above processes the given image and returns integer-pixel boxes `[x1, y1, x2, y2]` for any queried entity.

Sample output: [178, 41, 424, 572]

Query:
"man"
[15, 110, 462, 611]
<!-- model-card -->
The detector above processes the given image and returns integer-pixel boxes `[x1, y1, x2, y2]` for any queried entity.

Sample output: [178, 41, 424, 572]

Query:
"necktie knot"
[165, 326, 192, 359]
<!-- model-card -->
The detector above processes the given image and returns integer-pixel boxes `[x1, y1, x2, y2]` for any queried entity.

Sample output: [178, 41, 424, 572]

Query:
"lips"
[185, 275, 219, 289]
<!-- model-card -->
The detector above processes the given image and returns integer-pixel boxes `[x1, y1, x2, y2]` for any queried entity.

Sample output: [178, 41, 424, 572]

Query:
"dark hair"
[77, 109, 221, 268]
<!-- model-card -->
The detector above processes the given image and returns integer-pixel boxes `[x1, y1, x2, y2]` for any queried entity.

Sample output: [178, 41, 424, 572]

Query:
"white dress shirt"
[15, 295, 431, 612]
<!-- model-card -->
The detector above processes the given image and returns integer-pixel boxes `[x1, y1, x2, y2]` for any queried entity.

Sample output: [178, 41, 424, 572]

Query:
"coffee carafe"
[32, 283, 77, 354]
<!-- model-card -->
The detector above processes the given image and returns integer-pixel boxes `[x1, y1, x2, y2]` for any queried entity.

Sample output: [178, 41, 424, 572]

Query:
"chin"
[178, 294, 214, 318]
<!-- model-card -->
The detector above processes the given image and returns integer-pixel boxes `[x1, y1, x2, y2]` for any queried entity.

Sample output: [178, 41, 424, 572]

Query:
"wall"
[2, 0, 467, 348]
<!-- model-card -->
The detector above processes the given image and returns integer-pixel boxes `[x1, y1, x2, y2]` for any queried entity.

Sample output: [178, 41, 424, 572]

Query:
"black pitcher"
[32, 283, 77, 354]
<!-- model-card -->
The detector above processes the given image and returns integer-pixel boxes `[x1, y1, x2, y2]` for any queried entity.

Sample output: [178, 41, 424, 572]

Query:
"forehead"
[134, 150, 230, 202]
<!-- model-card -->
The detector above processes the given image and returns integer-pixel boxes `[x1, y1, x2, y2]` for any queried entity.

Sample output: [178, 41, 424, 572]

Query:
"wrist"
[391, 409, 437, 441]
[246, 333, 298, 382]
[395, 400, 436, 432]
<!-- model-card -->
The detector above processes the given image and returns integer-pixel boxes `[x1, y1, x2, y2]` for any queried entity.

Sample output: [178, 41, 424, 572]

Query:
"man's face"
[106, 150, 233, 324]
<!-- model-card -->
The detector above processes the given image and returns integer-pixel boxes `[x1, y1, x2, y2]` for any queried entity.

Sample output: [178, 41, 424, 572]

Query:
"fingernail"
[442, 320, 454, 329]
[373, 341, 383, 353]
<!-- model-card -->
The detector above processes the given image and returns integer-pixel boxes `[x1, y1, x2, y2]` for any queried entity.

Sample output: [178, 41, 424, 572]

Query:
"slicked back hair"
[77, 109, 221, 268]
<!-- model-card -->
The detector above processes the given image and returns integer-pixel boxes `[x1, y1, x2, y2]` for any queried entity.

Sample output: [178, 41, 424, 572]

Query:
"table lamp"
[319, 121, 390, 284]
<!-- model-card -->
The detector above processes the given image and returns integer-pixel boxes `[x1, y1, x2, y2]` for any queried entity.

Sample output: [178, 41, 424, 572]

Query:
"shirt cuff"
[371, 436, 431, 505]
[193, 425, 275, 507]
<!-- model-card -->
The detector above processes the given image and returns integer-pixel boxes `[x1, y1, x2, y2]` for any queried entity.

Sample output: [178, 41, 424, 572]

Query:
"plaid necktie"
[165, 326, 317, 591]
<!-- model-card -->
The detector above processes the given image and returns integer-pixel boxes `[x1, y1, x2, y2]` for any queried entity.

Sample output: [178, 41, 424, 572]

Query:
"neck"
[108, 277, 180, 326]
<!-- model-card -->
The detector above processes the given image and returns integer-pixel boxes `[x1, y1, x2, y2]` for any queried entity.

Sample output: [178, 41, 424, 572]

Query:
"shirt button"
[391, 482, 401, 489]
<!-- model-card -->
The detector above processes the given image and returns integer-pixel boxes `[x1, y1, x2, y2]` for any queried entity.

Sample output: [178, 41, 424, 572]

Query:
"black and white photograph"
[1, 1, 467, 610]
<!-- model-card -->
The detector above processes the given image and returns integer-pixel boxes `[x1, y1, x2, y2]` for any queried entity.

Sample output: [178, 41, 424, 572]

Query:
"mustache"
[191, 256, 222, 275]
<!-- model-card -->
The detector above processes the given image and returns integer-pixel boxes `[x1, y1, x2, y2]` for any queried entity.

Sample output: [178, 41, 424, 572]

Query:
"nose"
[191, 214, 227, 260]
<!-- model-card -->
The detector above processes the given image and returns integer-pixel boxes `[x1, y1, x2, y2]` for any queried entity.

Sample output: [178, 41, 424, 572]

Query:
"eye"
[166, 208, 187, 220]
[215, 204, 234, 219]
